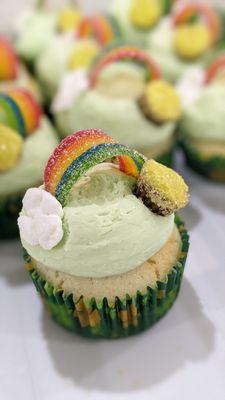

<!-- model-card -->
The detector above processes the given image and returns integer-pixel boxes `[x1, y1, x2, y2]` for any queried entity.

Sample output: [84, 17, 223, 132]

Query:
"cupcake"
[177, 56, 225, 182]
[35, 14, 122, 102]
[18, 129, 189, 339]
[53, 45, 181, 165]
[0, 88, 58, 238]
[147, 1, 222, 83]
[0, 37, 42, 103]
[110, 0, 175, 44]
[14, 1, 83, 68]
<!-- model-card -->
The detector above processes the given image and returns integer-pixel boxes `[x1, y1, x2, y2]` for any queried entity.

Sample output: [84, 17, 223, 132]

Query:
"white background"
[0, 1, 225, 399]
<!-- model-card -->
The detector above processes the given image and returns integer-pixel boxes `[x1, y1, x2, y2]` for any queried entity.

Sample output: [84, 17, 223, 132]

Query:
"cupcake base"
[23, 216, 189, 339]
[181, 140, 225, 182]
[0, 195, 22, 239]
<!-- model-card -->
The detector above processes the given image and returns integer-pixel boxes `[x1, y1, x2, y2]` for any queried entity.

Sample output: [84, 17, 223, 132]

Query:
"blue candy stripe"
[0, 93, 25, 137]
[55, 142, 145, 206]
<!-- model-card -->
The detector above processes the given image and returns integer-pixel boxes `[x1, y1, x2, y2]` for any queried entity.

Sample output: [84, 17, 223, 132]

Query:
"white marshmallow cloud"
[18, 188, 64, 250]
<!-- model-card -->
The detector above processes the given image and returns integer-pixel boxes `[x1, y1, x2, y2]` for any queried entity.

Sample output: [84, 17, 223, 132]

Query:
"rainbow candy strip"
[77, 14, 121, 46]
[205, 54, 225, 84]
[0, 37, 19, 81]
[173, 1, 220, 44]
[0, 88, 42, 137]
[89, 45, 161, 88]
[44, 129, 145, 206]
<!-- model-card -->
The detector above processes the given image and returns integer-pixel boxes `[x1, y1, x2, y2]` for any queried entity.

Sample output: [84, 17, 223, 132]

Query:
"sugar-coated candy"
[135, 159, 189, 215]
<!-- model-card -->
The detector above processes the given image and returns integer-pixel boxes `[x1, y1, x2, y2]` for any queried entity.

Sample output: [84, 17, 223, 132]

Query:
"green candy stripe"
[0, 94, 25, 137]
[106, 14, 123, 39]
[56, 143, 145, 206]
[23, 215, 189, 339]
[181, 139, 225, 182]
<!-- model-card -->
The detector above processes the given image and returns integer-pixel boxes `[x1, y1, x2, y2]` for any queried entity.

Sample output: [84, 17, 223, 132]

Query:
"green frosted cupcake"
[177, 55, 225, 182]
[53, 45, 181, 165]
[0, 88, 58, 238]
[18, 129, 189, 339]
[110, 0, 174, 45]
[147, 2, 223, 83]
[14, 1, 83, 68]
[35, 14, 123, 102]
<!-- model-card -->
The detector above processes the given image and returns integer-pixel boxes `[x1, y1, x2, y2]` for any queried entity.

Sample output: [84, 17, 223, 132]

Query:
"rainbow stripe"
[0, 37, 19, 81]
[76, 14, 121, 46]
[0, 88, 42, 136]
[44, 129, 145, 206]
[89, 45, 161, 88]
[173, 2, 220, 44]
[205, 54, 225, 84]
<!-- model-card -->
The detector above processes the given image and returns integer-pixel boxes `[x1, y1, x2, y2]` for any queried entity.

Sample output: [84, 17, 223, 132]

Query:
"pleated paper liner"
[0, 195, 22, 239]
[181, 139, 225, 182]
[23, 215, 189, 339]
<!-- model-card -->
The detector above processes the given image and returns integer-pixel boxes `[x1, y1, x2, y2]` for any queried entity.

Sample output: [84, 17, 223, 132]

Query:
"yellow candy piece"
[141, 79, 181, 123]
[135, 159, 189, 216]
[0, 124, 23, 172]
[130, 0, 162, 29]
[57, 7, 82, 32]
[68, 40, 99, 70]
[174, 24, 211, 60]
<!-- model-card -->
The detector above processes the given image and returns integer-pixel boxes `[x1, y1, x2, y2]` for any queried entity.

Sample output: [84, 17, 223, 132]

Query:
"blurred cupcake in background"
[0, 88, 58, 238]
[18, 129, 189, 338]
[53, 45, 181, 165]
[110, 0, 176, 45]
[0, 37, 42, 103]
[177, 55, 225, 182]
[147, 1, 223, 83]
[14, 0, 83, 69]
[35, 14, 122, 102]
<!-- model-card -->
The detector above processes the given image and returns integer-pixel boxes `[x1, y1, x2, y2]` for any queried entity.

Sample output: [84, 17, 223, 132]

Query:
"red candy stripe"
[204, 54, 225, 84]
[89, 45, 161, 88]
[173, 1, 220, 44]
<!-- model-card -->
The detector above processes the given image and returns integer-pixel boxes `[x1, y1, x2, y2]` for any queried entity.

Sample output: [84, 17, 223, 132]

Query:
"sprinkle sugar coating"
[139, 79, 181, 124]
[135, 159, 189, 216]
[44, 129, 146, 207]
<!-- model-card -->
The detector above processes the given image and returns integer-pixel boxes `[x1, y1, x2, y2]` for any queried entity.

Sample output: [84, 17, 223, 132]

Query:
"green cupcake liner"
[0, 195, 22, 239]
[181, 139, 225, 182]
[23, 215, 189, 339]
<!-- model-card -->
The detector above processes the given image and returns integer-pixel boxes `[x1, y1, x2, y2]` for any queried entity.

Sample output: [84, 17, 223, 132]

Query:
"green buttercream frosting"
[55, 63, 175, 150]
[147, 19, 214, 82]
[21, 166, 174, 278]
[0, 117, 58, 198]
[15, 10, 57, 62]
[180, 83, 225, 143]
[110, 0, 160, 44]
[36, 36, 74, 98]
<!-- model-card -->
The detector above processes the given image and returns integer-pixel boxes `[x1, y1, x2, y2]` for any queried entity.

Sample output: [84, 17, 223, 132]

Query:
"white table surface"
[0, 151, 225, 400]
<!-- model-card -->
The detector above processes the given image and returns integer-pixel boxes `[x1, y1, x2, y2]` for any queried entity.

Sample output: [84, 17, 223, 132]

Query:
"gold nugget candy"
[68, 41, 99, 70]
[57, 8, 82, 32]
[174, 24, 211, 60]
[130, 0, 162, 29]
[0, 124, 23, 172]
[135, 159, 189, 215]
[139, 79, 181, 124]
